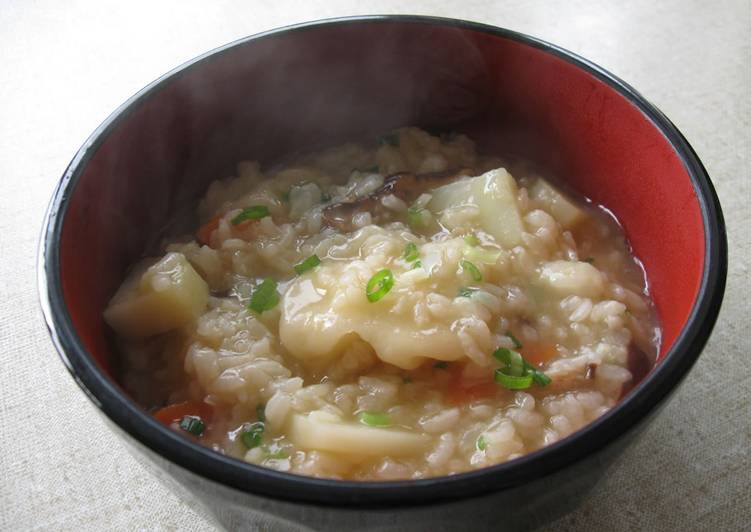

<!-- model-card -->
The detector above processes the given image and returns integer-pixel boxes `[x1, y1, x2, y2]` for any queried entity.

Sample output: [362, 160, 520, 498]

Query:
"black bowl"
[39, 15, 726, 530]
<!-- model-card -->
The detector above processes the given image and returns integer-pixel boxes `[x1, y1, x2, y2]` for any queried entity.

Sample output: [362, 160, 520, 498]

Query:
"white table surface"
[1, 0, 749, 530]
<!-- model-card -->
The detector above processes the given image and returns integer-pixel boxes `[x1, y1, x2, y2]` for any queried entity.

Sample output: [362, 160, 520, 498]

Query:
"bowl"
[38, 15, 727, 530]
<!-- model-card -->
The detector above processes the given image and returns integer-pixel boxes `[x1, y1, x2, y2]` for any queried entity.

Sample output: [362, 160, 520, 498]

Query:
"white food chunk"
[287, 411, 429, 457]
[104, 252, 209, 338]
[428, 168, 523, 248]
[529, 178, 584, 228]
[279, 229, 494, 370]
[537, 260, 604, 298]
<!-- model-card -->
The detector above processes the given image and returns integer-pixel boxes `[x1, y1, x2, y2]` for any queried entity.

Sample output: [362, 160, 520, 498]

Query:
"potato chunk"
[428, 168, 523, 248]
[104, 252, 209, 338]
[529, 178, 584, 228]
[287, 411, 429, 457]
[537, 260, 604, 298]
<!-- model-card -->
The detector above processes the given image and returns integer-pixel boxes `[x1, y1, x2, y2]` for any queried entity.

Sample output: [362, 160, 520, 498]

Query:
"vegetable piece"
[366, 269, 394, 302]
[403, 242, 419, 262]
[529, 178, 584, 228]
[494, 370, 534, 390]
[265, 448, 288, 459]
[506, 331, 523, 349]
[428, 168, 523, 248]
[179, 416, 205, 436]
[287, 411, 428, 456]
[294, 254, 321, 275]
[358, 411, 392, 427]
[476, 435, 487, 451]
[493, 347, 552, 389]
[241, 422, 265, 449]
[256, 403, 266, 422]
[464, 234, 480, 246]
[249, 278, 280, 313]
[407, 206, 428, 228]
[104, 253, 209, 338]
[461, 260, 482, 282]
[154, 402, 213, 426]
[537, 260, 604, 298]
[464, 245, 502, 265]
[196, 215, 222, 246]
[231, 205, 270, 225]
[457, 287, 477, 298]
[411, 260, 422, 270]
[520, 342, 558, 367]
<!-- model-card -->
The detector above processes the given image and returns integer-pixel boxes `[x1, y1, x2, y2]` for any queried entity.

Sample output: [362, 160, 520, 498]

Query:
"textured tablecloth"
[1, 0, 749, 529]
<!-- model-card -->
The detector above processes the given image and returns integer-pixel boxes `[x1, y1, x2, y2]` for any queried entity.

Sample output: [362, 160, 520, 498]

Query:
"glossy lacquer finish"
[39, 16, 726, 530]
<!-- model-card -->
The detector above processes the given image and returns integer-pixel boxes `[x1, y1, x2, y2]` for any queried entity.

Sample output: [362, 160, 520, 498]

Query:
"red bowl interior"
[58, 20, 704, 379]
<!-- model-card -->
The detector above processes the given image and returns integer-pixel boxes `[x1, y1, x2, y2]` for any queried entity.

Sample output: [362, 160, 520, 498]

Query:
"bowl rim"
[38, 14, 727, 508]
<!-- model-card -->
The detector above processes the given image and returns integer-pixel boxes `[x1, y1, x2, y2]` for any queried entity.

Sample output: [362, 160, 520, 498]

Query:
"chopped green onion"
[265, 448, 288, 459]
[321, 193, 332, 202]
[461, 260, 482, 282]
[231, 205, 270, 225]
[434, 361, 449, 369]
[524, 361, 552, 387]
[457, 287, 478, 298]
[403, 243, 420, 262]
[294, 254, 321, 275]
[179, 415, 205, 436]
[411, 260, 422, 270]
[476, 435, 487, 451]
[506, 331, 523, 349]
[407, 206, 427, 228]
[249, 278, 280, 313]
[494, 369, 534, 390]
[464, 246, 502, 265]
[493, 348, 525, 377]
[280, 190, 290, 202]
[378, 133, 399, 147]
[583, 257, 595, 264]
[464, 234, 481, 246]
[358, 411, 392, 427]
[241, 422, 264, 449]
[366, 269, 394, 302]
[493, 347, 552, 389]
[256, 403, 266, 422]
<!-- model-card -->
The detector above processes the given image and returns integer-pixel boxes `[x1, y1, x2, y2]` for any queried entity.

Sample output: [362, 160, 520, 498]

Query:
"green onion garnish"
[249, 278, 280, 313]
[464, 234, 480, 246]
[256, 403, 266, 422]
[476, 435, 487, 451]
[179, 415, 205, 436]
[494, 370, 534, 390]
[378, 133, 399, 147]
[434, 361, 449, 369]
[461, 260, 482, 282]
[403, 243, 419, 262]
[493, 347, 552, 389]
[366, 269, 394, 302]
[265, 448, 288, 459]
[457, 287, 477, 298]
[294, 254, 321, 275]
[506, 331, 523, 349]
[493, 348, 525, 377]
[411, 260, 422, 270]
[231, 205, 270, 225]
[407, 206, 427, 228]
[241, 422, 264, 449]
[358, 411, 392, 427]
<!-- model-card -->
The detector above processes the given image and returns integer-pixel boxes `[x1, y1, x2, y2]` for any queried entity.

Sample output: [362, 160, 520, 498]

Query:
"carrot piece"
[153, 401, 213, 426]
[521, 342, 558, 367]
[196, 215, 222, 246]
[446, 363, 497, 404]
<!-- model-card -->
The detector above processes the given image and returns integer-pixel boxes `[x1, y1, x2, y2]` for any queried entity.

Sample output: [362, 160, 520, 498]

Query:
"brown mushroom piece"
[322, 168, 474, 231]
